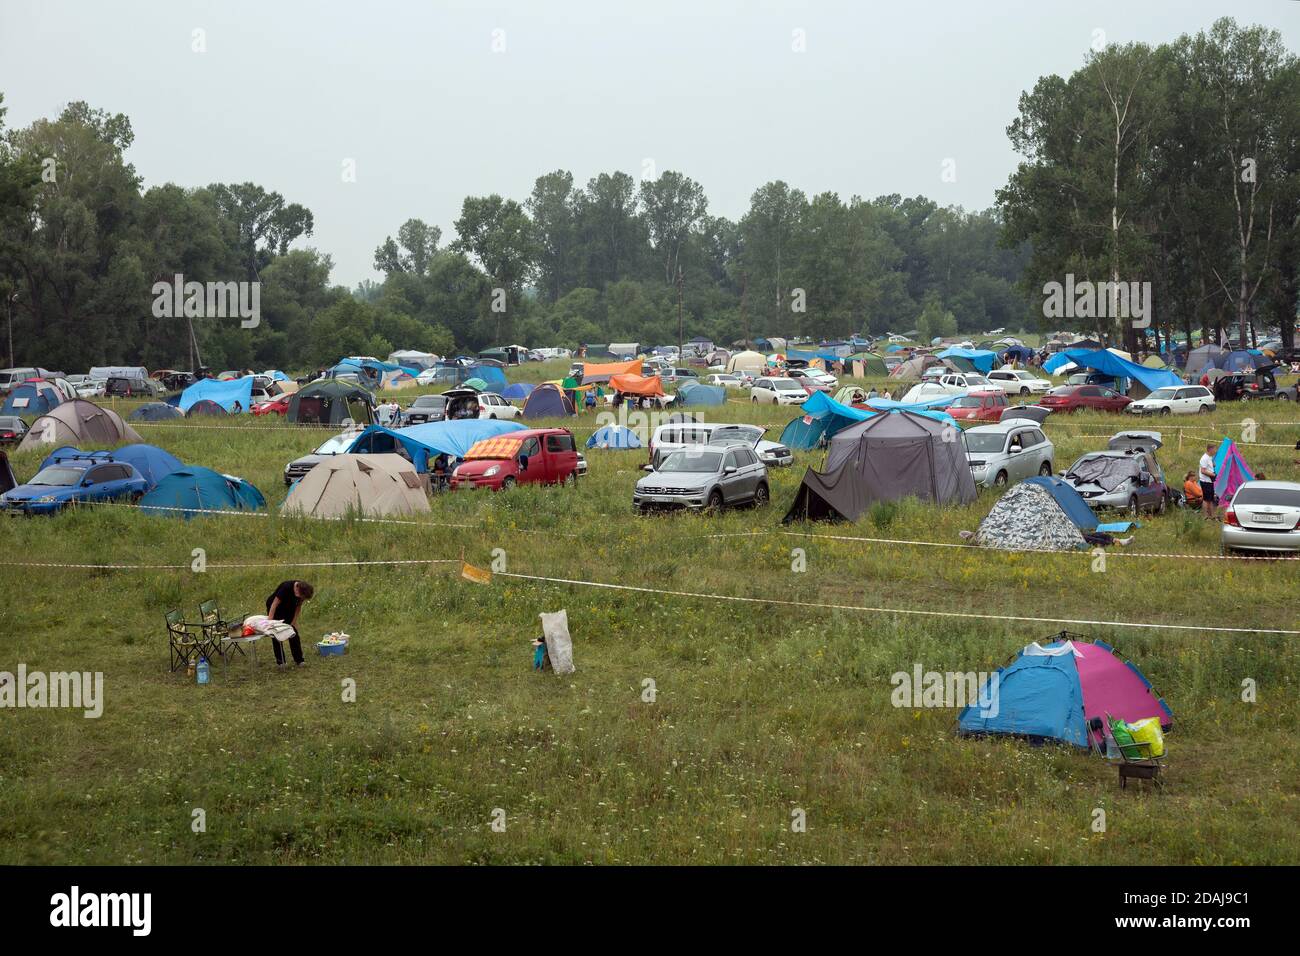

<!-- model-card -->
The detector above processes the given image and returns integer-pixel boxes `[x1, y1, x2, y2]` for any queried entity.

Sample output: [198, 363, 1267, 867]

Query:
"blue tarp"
[139, 466, 265, 518]
[937, 348, 997, 374]
[785, 347, 844, 366]
[676, 381, 726, 406]
[957, 647, 1090, 748]
[346, 419, 526, 472]
[179, 376, 254, 413]
[586, 425, 642, 449]
[1047, 348, 1182, 392]
[1023, 475, 1098, 531]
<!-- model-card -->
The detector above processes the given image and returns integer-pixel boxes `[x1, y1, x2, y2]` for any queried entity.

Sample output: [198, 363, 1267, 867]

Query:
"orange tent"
[609, 373, 664, 397]
[582, 358, 642, 379]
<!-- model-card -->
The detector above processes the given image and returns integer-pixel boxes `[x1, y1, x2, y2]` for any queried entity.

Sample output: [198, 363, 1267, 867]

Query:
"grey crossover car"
[634, 443, 769, 513]
[1059, 431, 1169, 514]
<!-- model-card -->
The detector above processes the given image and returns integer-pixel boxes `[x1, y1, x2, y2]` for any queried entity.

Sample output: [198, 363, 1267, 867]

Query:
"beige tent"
[271, 379, 300, 397]
[281, 453, 430, 519]
[726, 350, 765, 374]
[17, 399, 141, 452]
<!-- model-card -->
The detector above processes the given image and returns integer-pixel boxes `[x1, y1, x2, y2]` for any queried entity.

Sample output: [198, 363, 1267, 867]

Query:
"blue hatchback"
[1, 456, 149, 515]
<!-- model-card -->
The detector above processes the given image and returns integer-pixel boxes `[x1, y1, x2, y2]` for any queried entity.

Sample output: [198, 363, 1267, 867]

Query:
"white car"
[1126, 385, 1215, 416]
[749, 377, 809, 405]
[789, 367, 838, 390]
[987, 369, 1051, 395]
[532, 347, 573, 360]
[705, 374, 744, 389]
[476, 392, 521, 420]
[937, 372, 1005, 395]
[648, 421, 793, 468]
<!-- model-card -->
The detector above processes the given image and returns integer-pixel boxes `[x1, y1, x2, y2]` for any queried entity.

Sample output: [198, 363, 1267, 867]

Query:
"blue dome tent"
[140, 467, 265, 518]
[675, 381, 726, 406]
[502, 382, 534, 401]
[586, 425, 642, 449]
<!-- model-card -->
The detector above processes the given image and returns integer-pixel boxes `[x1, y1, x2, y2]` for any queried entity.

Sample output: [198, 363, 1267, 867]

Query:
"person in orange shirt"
[1182, 470, 1203, 508]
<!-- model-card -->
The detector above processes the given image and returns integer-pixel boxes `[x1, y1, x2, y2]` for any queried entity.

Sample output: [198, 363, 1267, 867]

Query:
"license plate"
[1251, 513, 1284, 524]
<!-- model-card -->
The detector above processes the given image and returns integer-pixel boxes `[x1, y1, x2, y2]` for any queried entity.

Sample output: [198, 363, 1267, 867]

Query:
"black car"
[0, 416, 28, 445]
[402, 394, 447, 425]
[105, 376, 155, 398]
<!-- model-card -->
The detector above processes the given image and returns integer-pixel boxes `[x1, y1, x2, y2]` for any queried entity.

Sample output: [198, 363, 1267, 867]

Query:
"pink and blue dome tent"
[1212, 438, 1254, 502]
[958, 634, 1172, 750]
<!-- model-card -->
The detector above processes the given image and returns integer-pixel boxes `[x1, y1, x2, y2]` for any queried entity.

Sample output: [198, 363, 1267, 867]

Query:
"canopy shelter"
[522, 383, 576, 419]
[609, 373, 664, 397]
[387, 350, 439, 370]
[958, 636, 1172, 750]
[346, 419, 526, 473]
[287, 380, 375, 426]
[1046, 348, 1181, 392]
[783, 409, 976, 522]
[786, 347, 846, 366]
[139, 467, 265, 518]
[180, 375, 253, 413]
[581, 358, 642, 384]
[16, 400, 141, 452]
[675, 381, 725, 406]
[2, 381, 63, 416]
[282, 453, 431, 518]
[129, 402, 184, 421]
[936, 348, 997, 373]
[586, 425, 642, 449]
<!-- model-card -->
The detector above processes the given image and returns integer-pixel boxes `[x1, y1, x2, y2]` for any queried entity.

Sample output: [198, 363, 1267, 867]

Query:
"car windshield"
[966, 376, 990, 386]
[965, 433, 1006, 453]
[949, 396, 982, 408]
[1147, 388, 1179, 400]
[314, 434, 357, 455]
[413, 396, 445, 408]
[29, 466, 85, 487]
[658, 451, 722, 473]
[770, 379, 799, 389]
[711, 425, 763, 445]
[1233, 486, 1300, 507]
[0, 417, 22, 428]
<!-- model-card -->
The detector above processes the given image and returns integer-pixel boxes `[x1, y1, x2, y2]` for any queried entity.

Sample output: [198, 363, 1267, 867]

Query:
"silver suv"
[964, 421, 1055, 488]
[634, 443, 769, 513]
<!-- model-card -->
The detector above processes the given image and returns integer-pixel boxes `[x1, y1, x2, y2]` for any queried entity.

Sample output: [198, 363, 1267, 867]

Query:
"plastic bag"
[1127, 717, 1165, 758]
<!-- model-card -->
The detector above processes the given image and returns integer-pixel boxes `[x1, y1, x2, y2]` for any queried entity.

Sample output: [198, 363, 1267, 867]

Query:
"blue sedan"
[1, 458, 149, 515]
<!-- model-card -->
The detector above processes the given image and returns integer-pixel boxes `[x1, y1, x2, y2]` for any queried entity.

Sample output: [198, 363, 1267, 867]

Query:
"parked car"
[1066, 372, 1119, 389]
[476, 392, 522, 420]
[104, 375, 159, 398]
[1126, 385, 1215, 416]
[660, 367, 700, 384]
[945, 390, 1010, 422]
[787, 368, 837, 392]
[1037, 384, 1132, 414]
[1238, 366, 1298, 402]
[1221, 481, 1300, 554]
[634, 443, 770, 513]
[1059, 431, 1168, 513]
[649, 421, 792, 469]
[0, 367, 40, 395]
[749, 377, 808, 405]
[0, 415, 28, 445]
[964, 421, 1055, 488]
[253, 395, 292, 417]
[987, 369, 1052, 395]
[283, 429, 364, 486]
[450, 428, 580, 491]
[1, 456, 149, 514]
[705, 374, 744, 389]
[402, 393, 448, 425]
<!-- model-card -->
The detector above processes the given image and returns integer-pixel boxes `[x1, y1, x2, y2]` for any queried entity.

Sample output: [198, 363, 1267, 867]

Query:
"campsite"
[1, 351, 1298, 866]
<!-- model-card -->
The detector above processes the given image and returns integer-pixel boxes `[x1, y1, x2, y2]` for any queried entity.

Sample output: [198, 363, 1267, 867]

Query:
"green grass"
[1, 363, 1298, 864]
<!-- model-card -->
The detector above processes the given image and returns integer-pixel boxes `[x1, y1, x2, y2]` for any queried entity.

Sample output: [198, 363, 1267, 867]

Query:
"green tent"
[286, 380, 376, 426]
[1141, 355, 1168, 369]
[848, 353, 887, 376]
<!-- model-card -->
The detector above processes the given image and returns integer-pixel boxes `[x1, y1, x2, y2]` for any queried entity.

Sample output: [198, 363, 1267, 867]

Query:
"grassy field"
[2, 360, 1299, 864]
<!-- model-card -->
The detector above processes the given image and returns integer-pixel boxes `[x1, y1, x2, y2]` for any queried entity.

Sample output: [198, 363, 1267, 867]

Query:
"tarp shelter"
[936, 348, 997, 374]
[139, 466, 265, 518]
[975, 482, 1087, 551]
[1212, 438, 1254, 502]
[958, 636, 1173, 750]
[522, 383, 575, 419]
[502, 383, 534, 401]
[609, 373, 664, 397]
[586, 425, 642, 449]
[287, 380, 375, 426]
[783, 410, 977, 522]
[129, 402, 183, 421]
[1046, 348, 1181, 392]
[179, 375, 253, 413]
[581, 358, 641, 384]
[16, 400, 141, 452]
[346, 419, 526, 472]
[1000, 346, 1035, 364]
[786, 347, 845, 366]
[1185, 345, 1227, 377]
[675, 381, 726, 406]
[726, 350, 766, 375]
[185, 400, 228, 417]
[2, 381, 63, 416]
[282, 453, 431, 518]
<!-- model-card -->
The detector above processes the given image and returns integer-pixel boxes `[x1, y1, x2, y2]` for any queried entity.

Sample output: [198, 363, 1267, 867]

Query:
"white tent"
[726, 350, 765, 374]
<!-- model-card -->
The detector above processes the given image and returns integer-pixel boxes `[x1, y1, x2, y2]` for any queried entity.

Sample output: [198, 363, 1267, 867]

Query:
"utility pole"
[7, 292, 17, 368]
[676, 266, 684, 368]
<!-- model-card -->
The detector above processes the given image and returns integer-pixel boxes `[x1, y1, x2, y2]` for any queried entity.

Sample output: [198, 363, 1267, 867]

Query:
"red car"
[1037, 384, 1131, 414]
[252, 395, 291, 417]
[450, 428, 580, 491]
[945, 390, 1009, 422]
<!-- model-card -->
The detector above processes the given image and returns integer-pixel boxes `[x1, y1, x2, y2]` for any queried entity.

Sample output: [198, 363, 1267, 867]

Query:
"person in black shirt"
[265, 580, 314, 665]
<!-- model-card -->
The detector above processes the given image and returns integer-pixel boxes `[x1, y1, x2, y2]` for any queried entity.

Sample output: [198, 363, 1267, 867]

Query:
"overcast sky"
[3, 1, 1298, 288]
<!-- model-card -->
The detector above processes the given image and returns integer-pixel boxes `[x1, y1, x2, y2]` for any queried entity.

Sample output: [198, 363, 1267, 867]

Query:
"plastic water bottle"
[197, 657, 209, 685]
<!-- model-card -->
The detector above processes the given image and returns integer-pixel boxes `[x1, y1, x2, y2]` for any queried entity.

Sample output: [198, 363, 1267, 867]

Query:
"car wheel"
[1156, 493, 1167, 515]
[501, 477, 516, 490]
[1280, 392, 1292, 401]
[488, 414, 496, 420]
[751, 396, 758, 403]
[562, 471, 576, 486]
[1020, 387, 1030, 396]
[993, 470, 1008, 488]
[1128, 494, 1140, 515]
[707, 489, 725, 513]
[1160, 407, 1171, 416]
[1038, 461, 1052, 476]
[753, 482, 770, 507]
[1198, 404, 1210, 413]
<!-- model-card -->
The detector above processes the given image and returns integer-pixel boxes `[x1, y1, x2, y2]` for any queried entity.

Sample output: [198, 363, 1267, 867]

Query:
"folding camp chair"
[198, 599, 256, 678]
[165, 609, 207, 673]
